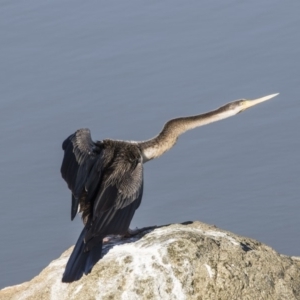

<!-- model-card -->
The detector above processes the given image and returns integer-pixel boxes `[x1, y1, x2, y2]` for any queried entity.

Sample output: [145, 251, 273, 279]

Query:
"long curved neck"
[138, 106, 237, 162]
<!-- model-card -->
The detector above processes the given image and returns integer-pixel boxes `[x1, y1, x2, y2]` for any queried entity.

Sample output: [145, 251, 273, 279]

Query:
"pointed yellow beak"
[242, 93, 279, 110]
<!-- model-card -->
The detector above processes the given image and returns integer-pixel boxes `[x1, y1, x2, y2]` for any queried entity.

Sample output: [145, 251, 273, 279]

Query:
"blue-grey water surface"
[1, 0, 299, 288]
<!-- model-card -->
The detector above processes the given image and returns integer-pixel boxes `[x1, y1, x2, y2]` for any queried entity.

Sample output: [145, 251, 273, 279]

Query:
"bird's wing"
[61, 128, 103, 220]
[84, 152, 144, 244]
[93, 158, 143, 214]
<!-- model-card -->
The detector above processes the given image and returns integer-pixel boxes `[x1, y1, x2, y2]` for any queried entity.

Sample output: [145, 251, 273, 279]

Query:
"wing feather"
[85, 157, 143, 243]
[61, 128, 103, 220]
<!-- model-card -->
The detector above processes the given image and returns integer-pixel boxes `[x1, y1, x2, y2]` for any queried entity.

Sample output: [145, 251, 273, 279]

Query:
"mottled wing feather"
[84, 160, 143, 243]
[115, 161, 143, 210]
[93, 161, 143, 215]
[85, 182, 143, 244]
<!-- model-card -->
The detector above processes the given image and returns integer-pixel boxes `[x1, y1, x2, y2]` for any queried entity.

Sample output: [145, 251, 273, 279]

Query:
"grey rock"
[1, 221, 300, 300]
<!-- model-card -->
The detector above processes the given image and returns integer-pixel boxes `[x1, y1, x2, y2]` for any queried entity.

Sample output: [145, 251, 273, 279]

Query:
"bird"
[60, 93, 278, 282]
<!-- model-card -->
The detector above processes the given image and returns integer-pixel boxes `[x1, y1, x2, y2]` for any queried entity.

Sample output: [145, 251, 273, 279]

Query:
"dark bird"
[61, 93, 278, 282]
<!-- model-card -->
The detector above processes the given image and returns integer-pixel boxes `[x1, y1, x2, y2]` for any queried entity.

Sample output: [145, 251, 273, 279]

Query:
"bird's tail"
[62, 226, 103, 283]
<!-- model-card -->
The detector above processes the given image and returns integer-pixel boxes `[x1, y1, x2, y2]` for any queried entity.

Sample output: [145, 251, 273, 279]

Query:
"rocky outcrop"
[1, 221, 300, 300]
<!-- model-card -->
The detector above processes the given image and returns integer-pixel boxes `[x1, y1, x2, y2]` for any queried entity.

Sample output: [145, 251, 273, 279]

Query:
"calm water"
[1, 0, 299, 288]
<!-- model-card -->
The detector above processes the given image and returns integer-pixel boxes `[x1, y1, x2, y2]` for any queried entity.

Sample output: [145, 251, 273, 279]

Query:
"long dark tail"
[62, 227, 103, 283]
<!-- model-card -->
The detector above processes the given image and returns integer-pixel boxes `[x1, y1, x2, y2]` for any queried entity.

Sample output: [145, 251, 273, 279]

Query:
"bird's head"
[218, 93, 279, 116]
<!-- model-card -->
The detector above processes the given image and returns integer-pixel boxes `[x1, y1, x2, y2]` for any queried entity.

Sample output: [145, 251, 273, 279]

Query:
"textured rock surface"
[1, 221, 300, 300]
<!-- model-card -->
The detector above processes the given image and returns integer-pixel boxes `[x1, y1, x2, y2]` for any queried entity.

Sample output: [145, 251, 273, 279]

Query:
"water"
[1, 0, 299, 289]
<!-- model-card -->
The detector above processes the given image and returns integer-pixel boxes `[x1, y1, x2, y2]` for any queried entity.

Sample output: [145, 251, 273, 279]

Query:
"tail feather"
[62, 227, 103, 283]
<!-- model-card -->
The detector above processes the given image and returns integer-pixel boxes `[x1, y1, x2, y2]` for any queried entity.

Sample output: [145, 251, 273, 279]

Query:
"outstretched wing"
[61, 128, 103, 220]
[61, 130, 144, 237]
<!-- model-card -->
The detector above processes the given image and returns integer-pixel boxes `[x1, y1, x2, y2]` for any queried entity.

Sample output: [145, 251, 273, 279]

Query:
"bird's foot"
[103, 236, 114, 243]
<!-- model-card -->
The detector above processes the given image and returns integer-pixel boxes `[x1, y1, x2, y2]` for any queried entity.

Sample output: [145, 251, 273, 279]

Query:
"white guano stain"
[205, 230, 240, 246]
[104, 235, 186, 300]
[73, 284, 83, 295]
[204, 264, 215, 278]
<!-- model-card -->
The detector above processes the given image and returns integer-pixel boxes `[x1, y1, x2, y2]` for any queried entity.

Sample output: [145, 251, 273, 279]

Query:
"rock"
[1, 221, 300, 300]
